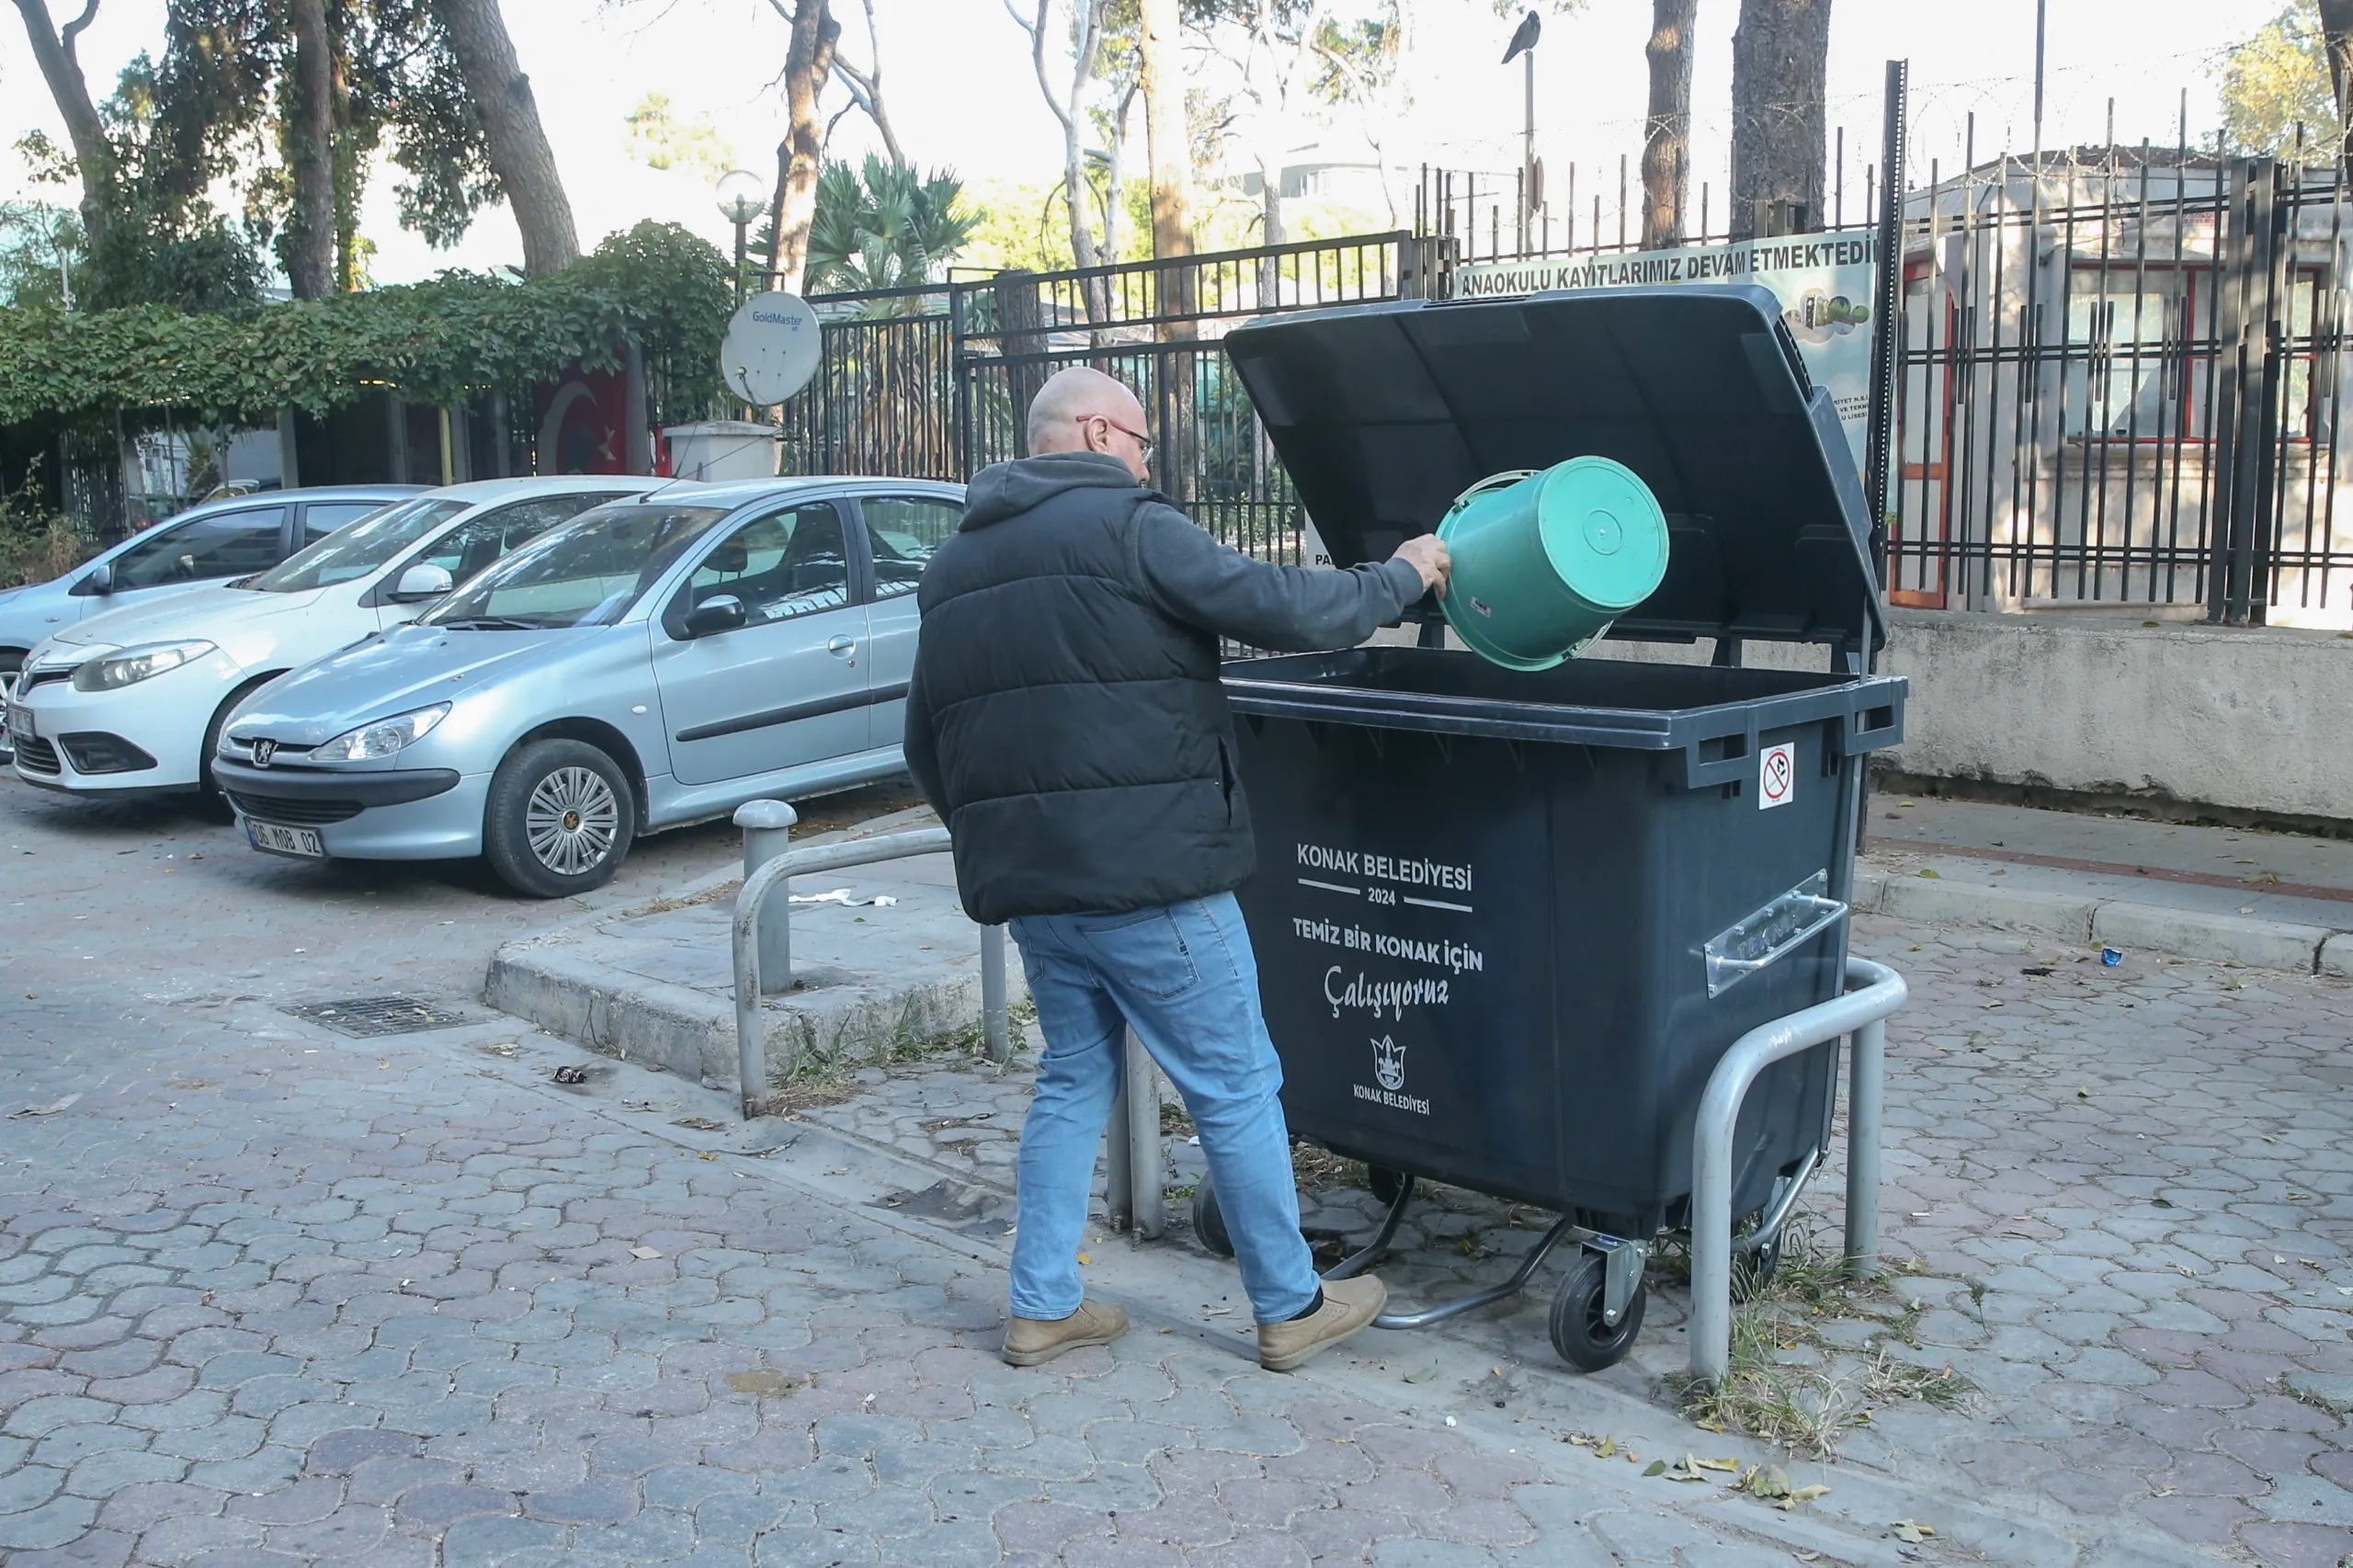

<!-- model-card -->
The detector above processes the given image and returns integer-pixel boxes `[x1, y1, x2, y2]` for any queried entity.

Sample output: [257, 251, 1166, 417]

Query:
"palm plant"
[802, 155, 981, 313]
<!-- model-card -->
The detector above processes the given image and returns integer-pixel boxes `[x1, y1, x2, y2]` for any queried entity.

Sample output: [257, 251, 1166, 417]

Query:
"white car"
[8, 476, 677, 799]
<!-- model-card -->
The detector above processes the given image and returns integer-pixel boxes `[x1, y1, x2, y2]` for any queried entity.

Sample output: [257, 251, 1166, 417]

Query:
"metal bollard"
[1125, 1030, 1164, 1239]
[734, 800, 798, 994]
[981, 924, 1010, 1063]
[1844, 1016, 1886, 1278]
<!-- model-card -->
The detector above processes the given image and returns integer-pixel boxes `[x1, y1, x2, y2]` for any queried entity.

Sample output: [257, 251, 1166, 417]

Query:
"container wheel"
[1366, 1165, 1407, 1207]
[1550, 1252, 1645, 1372]
[1733, 1231, 1783, 1302]
[1191, 1181, 1234, 1258]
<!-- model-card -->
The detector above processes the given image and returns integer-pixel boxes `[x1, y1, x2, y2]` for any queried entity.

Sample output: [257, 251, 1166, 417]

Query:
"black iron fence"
[789, 147, 2353, 629]
[783, 233, 1421, 563]
[1884, 146, 2353, 625]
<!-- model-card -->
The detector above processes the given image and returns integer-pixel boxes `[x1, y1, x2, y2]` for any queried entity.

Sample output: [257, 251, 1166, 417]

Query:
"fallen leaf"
[2077, 1085, 2089, 1098]
[724, 1369, 801, 1398]
[8, 1094, 78, 1119]
[1893, 1520, 1936, 1544]
[1741, 1464, 1792, 1499]
[1916, 868, 1941, 880]
[631, 1246, 663, 1260]
[699, 1151, 719, 1161]
[2152, 1197, 2176, 1209]
[1789, 1483, 1831, 1504]
[1075, 1253, 1092, 1266]
[672, 1117, 725, 1131]
[1643, 1460, 1667, 1477]
[1404, 1364, 1439, 1383]
[1694, 1456, 1741, 1471]
[1595, 1437, 1618, 1459]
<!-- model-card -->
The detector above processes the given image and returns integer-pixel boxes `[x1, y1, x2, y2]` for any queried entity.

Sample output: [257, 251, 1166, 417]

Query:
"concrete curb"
[1854, 867, 2351, 977]
[483, 801, 1024, 1091]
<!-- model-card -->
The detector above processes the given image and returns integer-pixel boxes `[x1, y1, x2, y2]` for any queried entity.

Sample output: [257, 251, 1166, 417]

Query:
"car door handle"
[827, 636, 858, 663]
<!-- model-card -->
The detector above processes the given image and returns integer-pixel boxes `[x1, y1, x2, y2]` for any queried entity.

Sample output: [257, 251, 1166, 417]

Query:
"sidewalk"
[458, 790, 2353, 1567]
[485, 805, 1024, 1095]
[490, 794, 2353, 1101]
[1859, 795, 2353, 976]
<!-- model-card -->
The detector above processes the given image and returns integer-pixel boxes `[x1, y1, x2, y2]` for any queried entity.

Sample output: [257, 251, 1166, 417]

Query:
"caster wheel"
[1733, 1231, 1783, 1302]
[1550, 1251, 1645, 1372]
[1191, 1181, 1234, 1258]
[1367, 1165, 1408, 1208]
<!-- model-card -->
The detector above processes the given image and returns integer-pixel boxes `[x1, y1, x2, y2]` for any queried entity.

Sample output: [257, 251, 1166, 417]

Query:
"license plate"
[247, 821, 324, 858]
[6, 702, 33, 743]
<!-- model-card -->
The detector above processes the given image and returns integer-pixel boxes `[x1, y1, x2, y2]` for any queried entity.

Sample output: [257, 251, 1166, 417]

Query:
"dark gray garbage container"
[1194, 284, 1908, 1372]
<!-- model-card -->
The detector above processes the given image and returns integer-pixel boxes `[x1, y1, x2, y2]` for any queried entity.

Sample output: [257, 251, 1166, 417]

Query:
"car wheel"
[201, 675, 279, 802]
[484, 739, 636, 898]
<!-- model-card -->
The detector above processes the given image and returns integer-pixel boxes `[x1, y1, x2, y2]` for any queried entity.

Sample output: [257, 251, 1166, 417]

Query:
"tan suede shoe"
[1002, 1298, 1130, 1367]
[1257, 1275, 1388, 1371]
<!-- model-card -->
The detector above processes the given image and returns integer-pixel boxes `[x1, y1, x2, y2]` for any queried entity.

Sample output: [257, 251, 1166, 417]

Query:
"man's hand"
[1392, 534, 1452, 599]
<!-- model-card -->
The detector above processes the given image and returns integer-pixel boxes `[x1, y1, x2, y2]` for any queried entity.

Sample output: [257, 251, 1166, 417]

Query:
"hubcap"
[525, 767, 620, 877]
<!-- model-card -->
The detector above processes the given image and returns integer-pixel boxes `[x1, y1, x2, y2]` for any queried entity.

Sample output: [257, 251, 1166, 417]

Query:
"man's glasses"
[1081, 414, 1155, 464]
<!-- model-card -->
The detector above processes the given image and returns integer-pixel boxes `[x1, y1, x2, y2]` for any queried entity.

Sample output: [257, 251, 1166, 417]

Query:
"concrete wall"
[1576, 608, 2353, 826]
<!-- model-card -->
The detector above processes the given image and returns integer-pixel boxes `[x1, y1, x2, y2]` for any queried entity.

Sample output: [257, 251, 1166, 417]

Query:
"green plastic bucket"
[1435, 456, 1670, 671]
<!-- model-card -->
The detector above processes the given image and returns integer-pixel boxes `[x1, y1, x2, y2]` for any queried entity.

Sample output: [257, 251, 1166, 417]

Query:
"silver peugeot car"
[213, 477, 961, 896]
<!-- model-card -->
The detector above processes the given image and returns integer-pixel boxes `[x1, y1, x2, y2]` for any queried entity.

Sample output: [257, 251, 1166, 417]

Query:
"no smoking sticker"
[1759, 742, 1796, 810]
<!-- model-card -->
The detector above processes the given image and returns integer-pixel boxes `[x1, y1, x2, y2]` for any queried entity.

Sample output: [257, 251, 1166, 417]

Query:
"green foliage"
[804, 156, 983, 305]
[0, 466, 85, 591]
[624, 94, 736, 178]
[2221, 1, 2343, 156]
[0, 203, 80, 310]
[0, 221, 731, 428]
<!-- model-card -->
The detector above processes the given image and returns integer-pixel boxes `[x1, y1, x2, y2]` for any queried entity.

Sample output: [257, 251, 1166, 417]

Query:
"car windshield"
[418, 503, 733, 631]
[244, 497, 471, 593]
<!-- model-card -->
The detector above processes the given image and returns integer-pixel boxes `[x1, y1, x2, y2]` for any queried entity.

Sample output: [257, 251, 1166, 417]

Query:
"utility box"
[662, 421, 779, 483]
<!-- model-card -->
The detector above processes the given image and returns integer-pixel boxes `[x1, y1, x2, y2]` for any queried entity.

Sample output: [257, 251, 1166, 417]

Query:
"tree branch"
[57, 0, 95, 60]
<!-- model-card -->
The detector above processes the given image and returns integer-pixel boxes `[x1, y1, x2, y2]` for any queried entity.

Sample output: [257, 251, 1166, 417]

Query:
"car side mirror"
[683, 595, 747, 637]
[388, 562, 455, 603]
[74, 560, 115, 597]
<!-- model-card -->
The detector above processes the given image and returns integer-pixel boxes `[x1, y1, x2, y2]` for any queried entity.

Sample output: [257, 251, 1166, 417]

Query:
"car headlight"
[70, 640, 217, 691]
[311, 703, 451, 763]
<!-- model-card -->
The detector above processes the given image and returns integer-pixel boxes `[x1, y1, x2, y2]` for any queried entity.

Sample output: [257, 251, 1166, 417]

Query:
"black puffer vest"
[909, 456, 1253, 925]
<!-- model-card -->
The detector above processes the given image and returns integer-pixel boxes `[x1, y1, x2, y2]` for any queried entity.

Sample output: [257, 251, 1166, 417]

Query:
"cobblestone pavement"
[1, 779, 1935, 1568]
[3, 777, 2347, 1567]
[752, 936, 2353, 1568]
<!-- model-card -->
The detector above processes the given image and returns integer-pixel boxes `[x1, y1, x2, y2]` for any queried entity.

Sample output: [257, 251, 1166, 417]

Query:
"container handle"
[1680, 714, 1759, 790]
[1702, 870, 1847, 998]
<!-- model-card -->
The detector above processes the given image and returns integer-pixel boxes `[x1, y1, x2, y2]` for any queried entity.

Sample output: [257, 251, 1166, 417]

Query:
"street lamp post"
[715, 169, 767, 306]
[1503, 12, 1541, 255]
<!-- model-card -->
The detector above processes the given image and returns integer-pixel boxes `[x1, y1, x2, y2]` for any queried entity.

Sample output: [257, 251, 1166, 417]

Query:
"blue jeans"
[1007, 892, 1319, 1325]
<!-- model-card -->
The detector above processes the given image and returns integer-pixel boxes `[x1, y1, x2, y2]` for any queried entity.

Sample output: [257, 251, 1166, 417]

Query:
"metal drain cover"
[283, 996, 474, 1038]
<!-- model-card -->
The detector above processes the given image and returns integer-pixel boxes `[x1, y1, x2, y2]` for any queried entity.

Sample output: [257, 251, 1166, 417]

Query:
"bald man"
[905, 367, 1449, 1372]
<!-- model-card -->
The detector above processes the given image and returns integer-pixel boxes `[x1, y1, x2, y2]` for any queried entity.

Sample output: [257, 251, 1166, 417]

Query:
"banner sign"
[1449, 233, 1878, 464]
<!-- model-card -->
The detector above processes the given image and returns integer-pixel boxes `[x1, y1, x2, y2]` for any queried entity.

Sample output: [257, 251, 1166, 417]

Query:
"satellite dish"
[721, 291, 822, 406]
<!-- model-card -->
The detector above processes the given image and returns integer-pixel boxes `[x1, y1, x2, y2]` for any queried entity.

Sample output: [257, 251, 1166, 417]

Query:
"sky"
[0, 0, 2302, 288]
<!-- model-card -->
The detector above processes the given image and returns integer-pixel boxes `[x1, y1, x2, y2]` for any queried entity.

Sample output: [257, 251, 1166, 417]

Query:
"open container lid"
[1222, 284, 1883, 649]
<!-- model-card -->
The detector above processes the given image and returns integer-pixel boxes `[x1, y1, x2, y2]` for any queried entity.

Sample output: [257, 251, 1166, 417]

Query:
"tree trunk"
[1727, 0, 1829, 241]
[2319, 0, 2353, 166]
[1642, 0, 1697, 249]
[13, 0, 113, 243]
[768, 0, 839, 295]
[284, 0, 337, 298]
[438, 0, 579, 273]
[1139, 0, 1193, 267]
